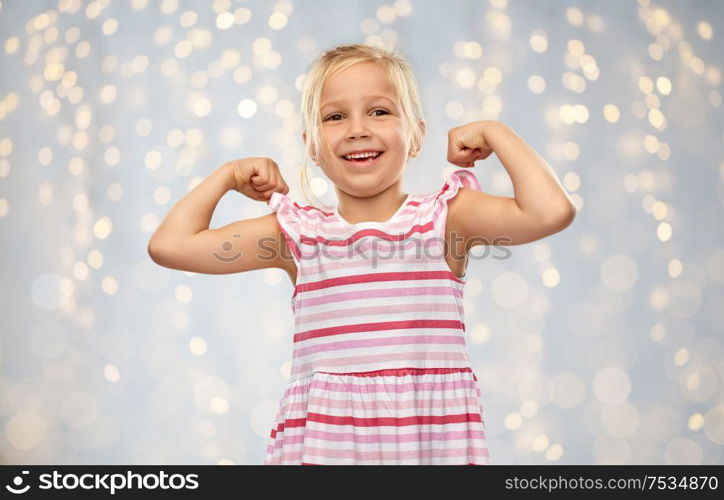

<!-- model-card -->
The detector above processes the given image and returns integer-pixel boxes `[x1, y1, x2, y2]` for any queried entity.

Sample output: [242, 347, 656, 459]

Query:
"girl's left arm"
[447, 120, 577, 247]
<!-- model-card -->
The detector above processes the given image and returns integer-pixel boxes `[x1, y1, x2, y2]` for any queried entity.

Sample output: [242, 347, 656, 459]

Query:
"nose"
[346, 114, 370, 140]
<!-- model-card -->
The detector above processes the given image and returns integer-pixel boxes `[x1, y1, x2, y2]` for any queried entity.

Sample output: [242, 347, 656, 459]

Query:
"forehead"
[320, 62, 398, 108]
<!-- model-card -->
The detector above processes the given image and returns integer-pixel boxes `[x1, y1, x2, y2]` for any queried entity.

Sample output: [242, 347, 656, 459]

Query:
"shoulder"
[268, 191, 333, 225]
[438, 169, 483, 249]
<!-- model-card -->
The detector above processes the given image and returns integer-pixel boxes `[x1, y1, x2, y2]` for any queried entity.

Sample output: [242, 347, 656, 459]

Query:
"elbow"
[147, 235, 173, 267]
[543, 200, 577, 232]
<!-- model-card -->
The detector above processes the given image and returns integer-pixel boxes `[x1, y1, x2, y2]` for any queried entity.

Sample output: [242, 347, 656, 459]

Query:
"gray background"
[1, 0, 723, 464]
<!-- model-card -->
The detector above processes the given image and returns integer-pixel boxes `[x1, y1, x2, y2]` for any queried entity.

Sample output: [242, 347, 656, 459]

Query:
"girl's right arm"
[147, 159, 294, 277]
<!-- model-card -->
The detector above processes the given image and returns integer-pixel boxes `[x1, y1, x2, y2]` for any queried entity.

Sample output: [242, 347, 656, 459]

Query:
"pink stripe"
[294, 319, 464, 343]
[297, 286, 462, 309]
[299, 247, 444, 277]
[292, 334, 465, 358]
[281, 394, 481, 414]
[300, 445, 490, 461]
[298, 302, 460, 325]
[270, 429, 486, 448]
[296, 270, 464, 296]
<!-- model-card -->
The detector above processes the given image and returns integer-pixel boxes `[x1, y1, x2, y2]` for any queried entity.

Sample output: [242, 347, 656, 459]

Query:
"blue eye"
[323, 109, 389, 121]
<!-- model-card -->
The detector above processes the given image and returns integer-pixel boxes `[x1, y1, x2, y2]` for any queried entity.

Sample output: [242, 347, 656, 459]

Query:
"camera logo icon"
[5, 470, 30, 494]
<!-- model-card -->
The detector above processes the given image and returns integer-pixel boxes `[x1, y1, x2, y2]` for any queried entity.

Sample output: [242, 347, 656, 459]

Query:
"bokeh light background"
[1, 0, 723, 465]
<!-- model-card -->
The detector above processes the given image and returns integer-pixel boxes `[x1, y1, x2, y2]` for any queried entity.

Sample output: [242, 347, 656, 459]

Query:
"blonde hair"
[298, 43, 425, 208]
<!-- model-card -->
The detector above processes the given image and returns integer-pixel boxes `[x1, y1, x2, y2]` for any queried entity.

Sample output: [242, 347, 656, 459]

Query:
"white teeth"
[344, 152, 381, 160]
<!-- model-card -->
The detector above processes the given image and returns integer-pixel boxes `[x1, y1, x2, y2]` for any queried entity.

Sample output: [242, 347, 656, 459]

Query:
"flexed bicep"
[448, 187, 566, 248]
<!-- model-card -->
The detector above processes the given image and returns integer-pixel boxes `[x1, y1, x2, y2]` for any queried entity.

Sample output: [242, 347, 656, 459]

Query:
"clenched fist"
[226, 157, 289, 202]
[447, 121, 494, 168]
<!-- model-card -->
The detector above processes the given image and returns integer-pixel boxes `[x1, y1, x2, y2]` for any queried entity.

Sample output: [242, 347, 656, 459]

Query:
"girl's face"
[307, 61, 416, 197]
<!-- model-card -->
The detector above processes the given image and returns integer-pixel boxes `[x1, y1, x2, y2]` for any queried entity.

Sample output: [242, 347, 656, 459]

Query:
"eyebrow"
[320, 95, 397, 110]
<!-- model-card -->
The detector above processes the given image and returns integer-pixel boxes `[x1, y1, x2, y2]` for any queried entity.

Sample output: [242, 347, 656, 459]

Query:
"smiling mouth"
[340, 152, 384, 165]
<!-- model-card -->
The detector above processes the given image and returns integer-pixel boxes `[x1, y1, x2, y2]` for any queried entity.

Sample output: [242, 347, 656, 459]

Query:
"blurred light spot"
[189, 336, 207, 355]
[280, 361, 292, 380]
[0, 198, 10, 217]
[376, 5, 396, 24]
[104, 364, 120, 383]
[657, 221, 672, 241]
[562, 141, 580, 160]
[5, 411, 46, 450]
[649, 323, 666, 342]
[541, 267, 561, 288]
[527, 74, 545, 94]
[102, 18, 118, 36]
[703, 406, 724, 445]
[180, 10, 198, 28]
[101, 276, 118, 295]
[530, 32, 548, 53]
[688, 412, 704, 431]
[531, 434, 549, 452]
[175, 284, 192, 303]
[504, 412, 522, 430]
[310, 176, 329, 198]
[673, 348, 688, 366]
[656, 76, 672, 95]
[565, 7, 584, 26]
[563, 172, 580, 191]
[73, 261, 90, 280]
[216, 12, 235, 30]
[193, 376, 230, 413]
[593, 367, 631, 404]
[234, 7, 252, 24]
[93, 216, 112, 239]
[237, 98, 257, 118]
[601, 401, 640, 437]
[696, 21, 713, 40]
[210, 397, 229, 414]
[145, 150, 162, 170]
[545, 444, 563, 461]
[5, 36, 20, 55]
[600, 254, 638, 291]
[470, 323, 490, 344]
[603, 104, 620, 123]
[154, 186, 171, 205]
[680, 366, 717, 402]
[268, 12, 287, 30]
[136, 118, 153, 137]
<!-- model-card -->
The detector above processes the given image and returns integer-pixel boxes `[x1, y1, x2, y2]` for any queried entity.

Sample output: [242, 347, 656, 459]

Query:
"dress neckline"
[333, 193, 412, 228]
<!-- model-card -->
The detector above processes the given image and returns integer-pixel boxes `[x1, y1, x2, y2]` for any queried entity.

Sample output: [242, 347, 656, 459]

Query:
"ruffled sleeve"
[268, 191, 302, 266]
[434, 169, 482, 233]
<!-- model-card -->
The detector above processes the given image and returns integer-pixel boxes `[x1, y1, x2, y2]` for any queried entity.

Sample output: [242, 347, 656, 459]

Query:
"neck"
[336, 183, 407, 224]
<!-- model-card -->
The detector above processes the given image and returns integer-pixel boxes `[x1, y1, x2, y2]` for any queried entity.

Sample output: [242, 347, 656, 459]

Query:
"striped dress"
[264, 169, 490, 465]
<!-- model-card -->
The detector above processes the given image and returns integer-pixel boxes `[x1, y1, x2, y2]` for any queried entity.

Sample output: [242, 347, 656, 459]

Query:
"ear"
[302, 131, 318, 165]
[409, 119, 426, 157]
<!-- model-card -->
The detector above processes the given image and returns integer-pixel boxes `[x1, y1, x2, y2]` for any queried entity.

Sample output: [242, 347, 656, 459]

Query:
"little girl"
[148, 44, 576, 465]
